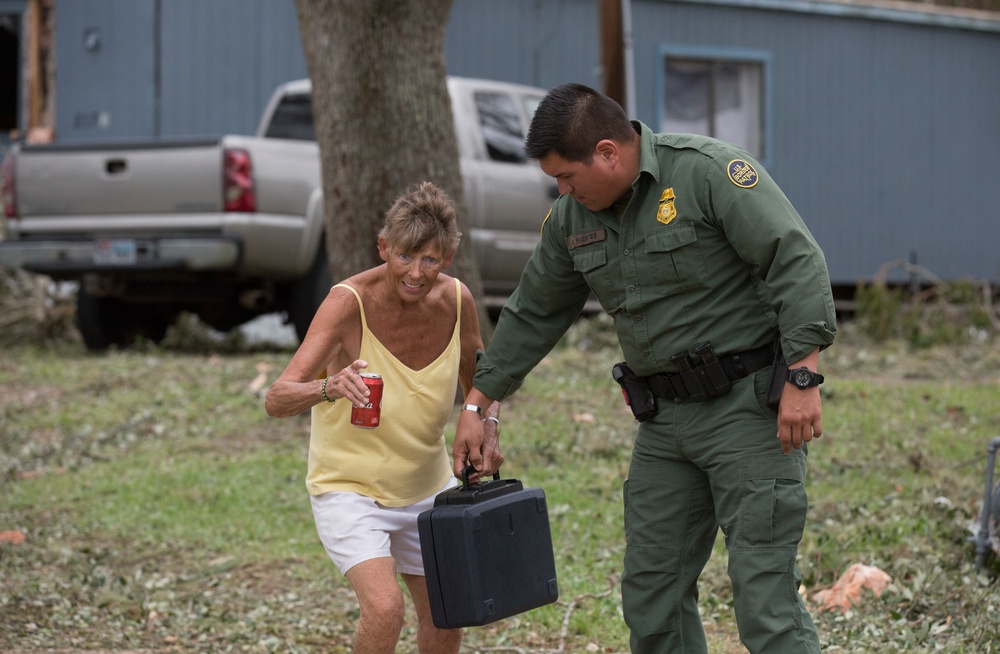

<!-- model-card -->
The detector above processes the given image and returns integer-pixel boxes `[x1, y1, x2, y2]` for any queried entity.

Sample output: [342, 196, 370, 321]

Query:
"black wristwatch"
[787, 367, 824, 389]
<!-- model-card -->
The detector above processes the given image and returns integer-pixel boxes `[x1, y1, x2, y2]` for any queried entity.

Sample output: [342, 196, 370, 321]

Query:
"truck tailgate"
[15, 139, 225, 217]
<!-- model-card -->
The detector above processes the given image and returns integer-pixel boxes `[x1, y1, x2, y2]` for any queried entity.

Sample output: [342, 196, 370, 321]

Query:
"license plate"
[93, 239, 137, 265]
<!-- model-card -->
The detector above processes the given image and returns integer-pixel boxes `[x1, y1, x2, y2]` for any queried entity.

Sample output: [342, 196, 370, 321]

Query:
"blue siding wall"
[617, 1, 1000, 284]
[41, 0, 1000, 284]
[54, 0, 306, 141]
[159, 0, 304, 137]
[54, 0, 157, 140]
[446, 0, 1000, 284]
[446, 0, 600, 90]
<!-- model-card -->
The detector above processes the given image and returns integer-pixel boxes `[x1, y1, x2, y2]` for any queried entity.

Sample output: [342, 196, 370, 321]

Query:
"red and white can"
[351, 373, 383, 429]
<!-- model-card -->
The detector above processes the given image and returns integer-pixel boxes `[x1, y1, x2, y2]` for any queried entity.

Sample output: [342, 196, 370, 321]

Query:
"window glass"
[264, 93, 316, 141]
[661, 58, 763, 158]
[475, 91, 526, 163]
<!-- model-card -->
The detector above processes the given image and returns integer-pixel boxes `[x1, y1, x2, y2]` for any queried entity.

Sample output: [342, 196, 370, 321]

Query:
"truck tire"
[76, 288, 174, 351]
[287, 247, 332, 343]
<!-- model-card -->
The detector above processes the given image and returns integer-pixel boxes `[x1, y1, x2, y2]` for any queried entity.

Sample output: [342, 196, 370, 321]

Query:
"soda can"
[351, 373, 383, 429]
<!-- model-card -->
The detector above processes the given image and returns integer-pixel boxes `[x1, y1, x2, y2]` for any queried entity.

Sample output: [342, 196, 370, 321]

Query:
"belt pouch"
[612, 362, 657, 421]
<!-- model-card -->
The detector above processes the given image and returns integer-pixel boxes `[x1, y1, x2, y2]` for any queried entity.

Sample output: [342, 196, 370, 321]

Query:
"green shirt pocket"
[570, 243, 620, 312]
[645, 221, 708, 296]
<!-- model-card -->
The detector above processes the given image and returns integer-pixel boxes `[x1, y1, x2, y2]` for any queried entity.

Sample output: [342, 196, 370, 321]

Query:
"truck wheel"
[76, 288, 174, 351]
[287, 247, 332, 343]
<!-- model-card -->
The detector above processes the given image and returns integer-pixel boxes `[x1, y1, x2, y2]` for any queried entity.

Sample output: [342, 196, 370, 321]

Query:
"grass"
[2, 317, 1000, 652]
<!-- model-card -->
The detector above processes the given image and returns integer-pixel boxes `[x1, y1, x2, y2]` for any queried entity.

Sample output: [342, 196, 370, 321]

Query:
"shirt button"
[642, 350, 650, 357]
[623, 249, 631, 256]
[634, 314, 643, 322]
[628, 284, 636, 292]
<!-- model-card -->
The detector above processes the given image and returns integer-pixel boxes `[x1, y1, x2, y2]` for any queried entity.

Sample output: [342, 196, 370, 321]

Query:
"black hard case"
[417, 475, 559, 629]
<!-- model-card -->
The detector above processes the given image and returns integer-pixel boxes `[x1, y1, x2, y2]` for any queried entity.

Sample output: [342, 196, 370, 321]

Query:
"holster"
[612, 362, 657, 422]
[765, 332, 787, 410]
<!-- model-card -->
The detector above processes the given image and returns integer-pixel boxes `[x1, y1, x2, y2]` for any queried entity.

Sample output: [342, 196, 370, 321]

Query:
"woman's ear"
[377, 236, 389, 262]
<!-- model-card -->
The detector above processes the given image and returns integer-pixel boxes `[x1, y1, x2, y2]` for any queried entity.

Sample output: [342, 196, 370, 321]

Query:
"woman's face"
[378, 236, 453, 303]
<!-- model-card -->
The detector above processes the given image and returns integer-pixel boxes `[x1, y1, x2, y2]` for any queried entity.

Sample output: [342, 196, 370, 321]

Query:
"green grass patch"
[3, 321, 1000, 652]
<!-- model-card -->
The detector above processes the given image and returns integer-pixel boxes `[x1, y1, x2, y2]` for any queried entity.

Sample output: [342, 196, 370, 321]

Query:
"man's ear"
[595, 139, 618, 165]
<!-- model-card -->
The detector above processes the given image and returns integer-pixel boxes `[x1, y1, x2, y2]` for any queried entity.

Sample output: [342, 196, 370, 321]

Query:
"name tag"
[565, 228, 606, 250]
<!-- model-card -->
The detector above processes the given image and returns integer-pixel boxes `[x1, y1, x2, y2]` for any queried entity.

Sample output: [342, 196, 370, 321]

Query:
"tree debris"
[813, 563, 893, 613]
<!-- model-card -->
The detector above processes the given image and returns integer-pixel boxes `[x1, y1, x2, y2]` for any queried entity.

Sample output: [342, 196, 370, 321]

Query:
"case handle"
[461, 464, 501, 490]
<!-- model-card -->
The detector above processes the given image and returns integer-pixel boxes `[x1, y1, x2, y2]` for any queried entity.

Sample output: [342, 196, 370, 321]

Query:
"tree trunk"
[292, 0, 493, 340]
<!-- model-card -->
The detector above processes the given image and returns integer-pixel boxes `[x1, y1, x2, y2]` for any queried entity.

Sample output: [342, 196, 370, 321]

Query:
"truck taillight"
[223, 148, 256, 212]
[1, 154, 15, 219]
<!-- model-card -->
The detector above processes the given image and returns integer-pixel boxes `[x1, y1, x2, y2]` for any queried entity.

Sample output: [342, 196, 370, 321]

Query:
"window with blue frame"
[661, 54, 765, 160]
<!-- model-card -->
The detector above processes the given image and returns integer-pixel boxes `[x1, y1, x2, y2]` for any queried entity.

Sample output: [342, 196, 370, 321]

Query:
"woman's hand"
[324, 359, 371, 406]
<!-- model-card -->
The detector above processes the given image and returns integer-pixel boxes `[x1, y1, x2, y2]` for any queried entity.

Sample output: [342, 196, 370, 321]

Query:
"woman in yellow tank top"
[265, 182, 502, 654]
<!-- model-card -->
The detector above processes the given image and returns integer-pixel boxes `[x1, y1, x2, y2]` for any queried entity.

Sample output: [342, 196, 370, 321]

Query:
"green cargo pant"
[621, 368, 821, 654]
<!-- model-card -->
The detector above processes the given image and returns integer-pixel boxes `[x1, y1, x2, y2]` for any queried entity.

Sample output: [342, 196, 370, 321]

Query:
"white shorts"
[310, 478, 457, 576]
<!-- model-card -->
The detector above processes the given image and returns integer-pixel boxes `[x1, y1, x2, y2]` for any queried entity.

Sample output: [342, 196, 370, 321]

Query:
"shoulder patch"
[727, 159, 759, 188]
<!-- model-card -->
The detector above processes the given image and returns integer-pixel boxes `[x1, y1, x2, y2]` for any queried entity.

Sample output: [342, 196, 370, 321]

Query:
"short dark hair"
[524, 83, 635, 162]
[379, 182, 461, 256]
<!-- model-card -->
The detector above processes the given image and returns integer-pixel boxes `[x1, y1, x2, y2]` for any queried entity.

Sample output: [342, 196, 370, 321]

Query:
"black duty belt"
[645, 341, 774, 403]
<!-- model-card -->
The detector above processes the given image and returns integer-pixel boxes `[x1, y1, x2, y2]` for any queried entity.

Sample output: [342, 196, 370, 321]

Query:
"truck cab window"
[265, 94, 316, 141]
[474, 91, 526, 164]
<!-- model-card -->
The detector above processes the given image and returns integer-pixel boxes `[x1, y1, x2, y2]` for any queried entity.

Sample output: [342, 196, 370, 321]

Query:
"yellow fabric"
[306, 279, 461, 506]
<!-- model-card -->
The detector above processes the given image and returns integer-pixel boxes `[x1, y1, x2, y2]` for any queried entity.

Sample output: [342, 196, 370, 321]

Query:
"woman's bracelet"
[321, 376, 336, 403]
[485, 416, 500, 428]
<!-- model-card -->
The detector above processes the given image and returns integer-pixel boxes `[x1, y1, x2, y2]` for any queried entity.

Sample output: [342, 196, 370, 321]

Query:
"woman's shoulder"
[336, 267, 381, 293]
[436, 272, 467, 300]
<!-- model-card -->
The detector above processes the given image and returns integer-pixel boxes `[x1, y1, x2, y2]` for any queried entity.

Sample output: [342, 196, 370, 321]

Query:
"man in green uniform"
[454, 83, 836, 653]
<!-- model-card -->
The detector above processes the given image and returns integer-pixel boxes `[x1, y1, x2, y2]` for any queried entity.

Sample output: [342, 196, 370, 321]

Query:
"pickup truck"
[0, 77, 555, 350]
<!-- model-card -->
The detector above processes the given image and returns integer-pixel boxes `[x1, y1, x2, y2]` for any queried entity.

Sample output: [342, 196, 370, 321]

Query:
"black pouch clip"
[670, 351, 708, 402]
[765, 332, 787, 410]
[694, 342, 732, 396]
[612, 362, 657, 422]
[694, 341, 733, 395]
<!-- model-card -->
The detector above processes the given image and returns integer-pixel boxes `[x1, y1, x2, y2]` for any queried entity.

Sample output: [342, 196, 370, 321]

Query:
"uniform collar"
[632, 120, 662, 185]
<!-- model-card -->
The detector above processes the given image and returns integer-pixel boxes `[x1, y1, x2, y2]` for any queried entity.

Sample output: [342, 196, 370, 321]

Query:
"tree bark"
[292, 0, 493, 339]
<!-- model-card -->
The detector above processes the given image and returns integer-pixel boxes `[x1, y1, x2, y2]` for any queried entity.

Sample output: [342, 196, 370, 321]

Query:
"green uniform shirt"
[476, 121, 837, 400]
